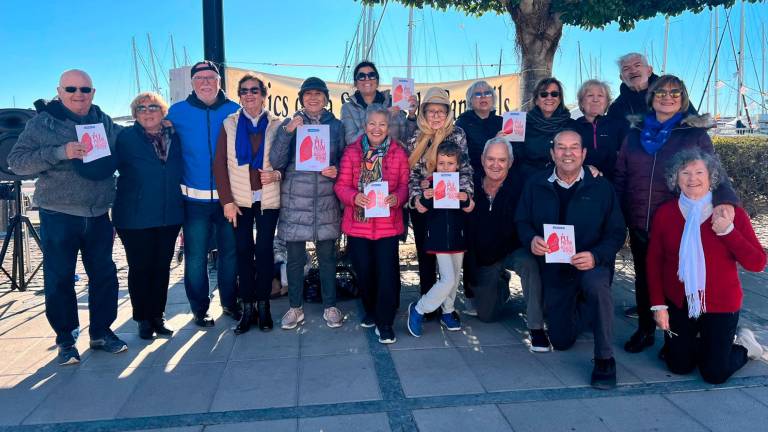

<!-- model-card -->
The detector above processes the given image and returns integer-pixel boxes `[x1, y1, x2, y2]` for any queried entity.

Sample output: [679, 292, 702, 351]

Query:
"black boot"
[138, 320, 154, 340]
[151, 317, 174, 337]
[258, 300, 273, 331]
[234, 303, 257, 335]
[624, 329, 655, 353]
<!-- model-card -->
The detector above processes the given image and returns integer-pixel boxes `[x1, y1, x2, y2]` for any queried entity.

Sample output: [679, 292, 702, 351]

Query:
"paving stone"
[210, 358, 299, 411]
[740, 385, 768, 407]
[390, 347, 484, 397]
[387, 316, 454, 351]
[666, 388, 768, 432]
[133, 427, 203, 432]
[412, 405, 512, 432]
[298, 353, 380, 406]
[446, 320, 519, 348]
[457, 345, 562, 391]
[499, 399, 611, 432]
[298, 413, 389, 432]
[79, 332, 171, 371]
[531, 339, 643, 387]
[230, 325, 300, 361]
[0, 369, 75, 426]
[153, 327, 235, 367]
[580, 394, 709, 432]
[204, 420, 296, 432]
[299, 315, 369, 357]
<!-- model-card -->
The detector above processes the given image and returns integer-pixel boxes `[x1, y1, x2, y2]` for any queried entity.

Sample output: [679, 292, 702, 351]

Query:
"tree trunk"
[507, 0, 563, 110]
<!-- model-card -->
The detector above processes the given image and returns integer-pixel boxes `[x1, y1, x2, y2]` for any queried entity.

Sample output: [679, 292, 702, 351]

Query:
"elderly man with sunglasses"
[8, 69, 126, 365]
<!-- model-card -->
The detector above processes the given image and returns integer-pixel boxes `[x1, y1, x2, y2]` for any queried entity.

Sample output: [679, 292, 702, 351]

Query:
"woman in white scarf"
[646, 148, 767, 384]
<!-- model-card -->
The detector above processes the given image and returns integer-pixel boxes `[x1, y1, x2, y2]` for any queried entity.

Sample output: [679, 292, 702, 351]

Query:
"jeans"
[416, 253, 464, 315]
[410, 208, 436, 295]
[286, 239, 337, 308]
[117, 225, 181, 321]
[39, 209, 119, 347]
[234, 203, 279, 302]
[505, 248, 543, 328]
[348, 236, 400, 327]
[183, 201, 237, 316]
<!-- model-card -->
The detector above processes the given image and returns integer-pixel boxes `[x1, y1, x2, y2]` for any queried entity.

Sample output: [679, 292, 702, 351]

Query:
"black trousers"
[348, 236, 400, 327]
[665, 302, 748, 384]
[629, 228, 656, 333]
[117, 225, 181, 321]
[410, 208, 436, 295]
[234, 203, 279, 302]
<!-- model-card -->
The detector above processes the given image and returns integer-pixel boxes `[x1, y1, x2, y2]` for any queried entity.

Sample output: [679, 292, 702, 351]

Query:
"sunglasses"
[473, 90, 493, 99]
[63, 86, 93, 94]
[539, 91, 560, 98]
[238, 87, 263, 96]
[136, 104, 162, 113]
[355, 71, 379, 81]
[653, 89, 682, 99]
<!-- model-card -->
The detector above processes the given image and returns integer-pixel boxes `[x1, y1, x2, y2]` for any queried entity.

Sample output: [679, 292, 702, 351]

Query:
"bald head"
[57, 69, 95, 116]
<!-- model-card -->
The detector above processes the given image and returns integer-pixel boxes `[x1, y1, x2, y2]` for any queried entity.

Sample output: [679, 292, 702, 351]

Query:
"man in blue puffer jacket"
[166, 61, 240, 327]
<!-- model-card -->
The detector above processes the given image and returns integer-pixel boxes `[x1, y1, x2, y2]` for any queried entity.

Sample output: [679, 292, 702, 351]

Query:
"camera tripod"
[0, 181, 42, 291]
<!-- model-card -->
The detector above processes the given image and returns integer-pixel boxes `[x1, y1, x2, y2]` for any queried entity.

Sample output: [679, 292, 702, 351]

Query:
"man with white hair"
[8, 69, 126, 365]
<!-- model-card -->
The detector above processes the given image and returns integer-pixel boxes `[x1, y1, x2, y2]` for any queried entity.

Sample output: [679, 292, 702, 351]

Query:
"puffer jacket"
[340, 89, 417, 146]
[614, 114, 739, 232]
[270, 109, 343, 242]
[334, 135, 410, 240]
[419, 191, 471, 254]
[455, 109, 503, 179]
[575, 115, 623, 181]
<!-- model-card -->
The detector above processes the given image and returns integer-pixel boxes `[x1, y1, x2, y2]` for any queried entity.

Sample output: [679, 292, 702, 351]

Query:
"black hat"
[190, 61, 220, 78]
[299, 77, 329, 102]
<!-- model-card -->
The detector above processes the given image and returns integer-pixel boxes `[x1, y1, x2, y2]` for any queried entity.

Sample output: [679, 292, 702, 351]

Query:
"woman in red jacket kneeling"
[335, 105, 410, 344]
[648, 148, 767, 384]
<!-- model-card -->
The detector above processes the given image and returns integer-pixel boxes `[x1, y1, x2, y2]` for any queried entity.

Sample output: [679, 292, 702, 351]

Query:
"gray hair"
[617, 52, 649, 68]
[365, 104, 390, 122]
[465, 80, 497, 112]
[665, 148, 725, 193]
[576, 79, 612, 113]
[481, 136, 514, 161]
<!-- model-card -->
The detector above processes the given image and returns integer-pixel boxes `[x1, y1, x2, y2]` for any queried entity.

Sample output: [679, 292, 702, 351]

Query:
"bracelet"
[650, 305, 668, 311]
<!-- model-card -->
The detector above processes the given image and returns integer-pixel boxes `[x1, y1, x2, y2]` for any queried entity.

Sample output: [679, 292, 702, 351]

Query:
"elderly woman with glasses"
[647, 148, 766, 384]
[574, 80, 624, 181]
[341, 61, 417, 147]
[455, 80, 503, 179]
[615, 75, 740, 354]
[113, 92, 183, 339]
[213, 73, 282, 334]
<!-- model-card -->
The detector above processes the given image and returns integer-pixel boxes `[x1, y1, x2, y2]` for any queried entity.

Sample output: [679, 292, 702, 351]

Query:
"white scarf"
[677, 191, 712, 318]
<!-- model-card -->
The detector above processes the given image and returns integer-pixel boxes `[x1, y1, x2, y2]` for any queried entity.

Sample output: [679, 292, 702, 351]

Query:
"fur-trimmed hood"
[627, 113, 715, 130]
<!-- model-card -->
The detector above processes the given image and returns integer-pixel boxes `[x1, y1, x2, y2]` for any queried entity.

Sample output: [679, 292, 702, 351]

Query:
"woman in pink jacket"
[335, 105, 410, 344]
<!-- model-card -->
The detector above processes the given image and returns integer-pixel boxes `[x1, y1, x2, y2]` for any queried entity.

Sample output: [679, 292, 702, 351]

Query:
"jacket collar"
[186, 89, 230, 110]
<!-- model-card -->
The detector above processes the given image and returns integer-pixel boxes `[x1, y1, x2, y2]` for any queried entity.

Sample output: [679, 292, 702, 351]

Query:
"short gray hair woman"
[576, 80, 612, 115]
[464, 80, 497, 112]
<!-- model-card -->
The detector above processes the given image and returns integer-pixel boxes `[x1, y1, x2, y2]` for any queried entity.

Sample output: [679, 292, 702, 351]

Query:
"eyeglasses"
[473, 90, 493, 99]
[538, 91, 560, 98]
[425, 109, 448, 118]
[238, 87, 263, 96]
[192, 75, 219, 83]
[136, 104, 162, 113]
[63, 86, 93, 94]
[653, 89, 682, 99]
[355, 71, 379, 81]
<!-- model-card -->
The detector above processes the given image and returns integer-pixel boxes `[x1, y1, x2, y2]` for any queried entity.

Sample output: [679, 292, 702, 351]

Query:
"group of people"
[9, 52, 765, 390]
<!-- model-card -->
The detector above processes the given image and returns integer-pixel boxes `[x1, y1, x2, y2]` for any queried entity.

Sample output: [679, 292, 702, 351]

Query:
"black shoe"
[591, 357, 617, 390]
[151, 318, 174, 337]
[222, 305, 242, 321]
[624, 306, 639, 319]
[375, 325, 396, 344]
[360, 314, 376, 328]
[257, 300, 273, 331]
[529, 329, 552, 353]
[138, 320, 154, 340]
[234, 303, 256, 335]
[194, 313, 215, 327]
[624, 330, 655, 353]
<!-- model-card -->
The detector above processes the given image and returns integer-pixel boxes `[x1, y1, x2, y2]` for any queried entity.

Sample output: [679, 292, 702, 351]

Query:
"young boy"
[408, 141, 475, 337]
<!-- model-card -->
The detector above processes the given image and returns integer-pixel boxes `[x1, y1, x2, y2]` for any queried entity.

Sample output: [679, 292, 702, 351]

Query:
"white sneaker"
[323, 306, 344, 328]
[735, 327, 764, 360]
[281, 307, 305, 330]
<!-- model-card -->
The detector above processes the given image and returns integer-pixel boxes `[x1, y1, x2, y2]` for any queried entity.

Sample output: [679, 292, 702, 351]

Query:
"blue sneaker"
[407, 302, 423, 337]
[440, 311, 461, 331]
[90, 330, 128, 354]
[57, 345, 81, 366]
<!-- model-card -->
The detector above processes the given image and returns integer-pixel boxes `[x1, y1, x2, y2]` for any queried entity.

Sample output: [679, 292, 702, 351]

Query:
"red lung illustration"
[394, 84, 403, 102]
[503, 119, 514, 134]
[366, 190, 377, 209]
[547, 232, 560, 253]
[82, 133, 93, 153]
[434, 180, 446, 201]
[299, 135, 313, 162]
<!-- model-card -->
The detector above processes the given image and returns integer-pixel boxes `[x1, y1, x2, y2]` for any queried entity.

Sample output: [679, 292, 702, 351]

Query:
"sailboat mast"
[714, 9, 719, 118]
[737, 0, 745, 118]
[147, 34, 160, 94]
[475, 43, 479, 78]
[407, 6, 414, 79]
[170, 34, 178, 69]
[132, 36, 141, 94]
[662, 16, 670, 74]
[707, 12, 712, 113]
[762, 24, 766, 114]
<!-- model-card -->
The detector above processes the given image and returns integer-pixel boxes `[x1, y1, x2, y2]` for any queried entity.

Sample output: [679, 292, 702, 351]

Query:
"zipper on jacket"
[645, 154, 657, 232]
[206, 109, 214, 202]
[592, 121, 598, 149]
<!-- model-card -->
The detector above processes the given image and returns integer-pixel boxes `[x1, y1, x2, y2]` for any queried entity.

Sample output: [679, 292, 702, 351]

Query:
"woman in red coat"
[335, 105, 410, 344]
[648, 148, 766, 384]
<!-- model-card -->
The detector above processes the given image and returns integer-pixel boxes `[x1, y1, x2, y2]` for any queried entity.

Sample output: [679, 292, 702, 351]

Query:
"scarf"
[356, 135, 391, 222]
[235, 110, 268, 168]
[526, 105, 573, 135]
[640, 112, 683, 155]
[353, 90, 385, 109]
[143, 125, 173, 162]
[677, 191, 712, 318]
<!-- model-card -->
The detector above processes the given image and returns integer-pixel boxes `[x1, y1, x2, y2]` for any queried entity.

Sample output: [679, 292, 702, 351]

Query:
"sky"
[2, 0, 766, 118]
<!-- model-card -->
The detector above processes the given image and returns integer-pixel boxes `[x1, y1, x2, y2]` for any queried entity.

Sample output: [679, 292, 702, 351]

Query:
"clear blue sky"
[2, 0, 766, 118]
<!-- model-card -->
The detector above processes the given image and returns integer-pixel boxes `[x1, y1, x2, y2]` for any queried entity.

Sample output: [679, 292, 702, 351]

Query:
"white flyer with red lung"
[543, 223, 576, 264]
[364, 181, 389, 218]
[391, 77, 415, 111]
[295, 125, 330, 171]
[501, 111, 526, 142]
[433, 172, 460, 209]
[76, 123, 111, 163]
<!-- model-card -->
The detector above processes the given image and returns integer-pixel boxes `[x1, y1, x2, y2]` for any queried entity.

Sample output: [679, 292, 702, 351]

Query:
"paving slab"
[205, 419, 296, 432]
[0, 369, 76, 426]
[210, 358, 299, 412]
[298, 413, 390, 432]
[412, 405, 513, 432]
[446, 319, 520, 348]
[531, 339, 643, 387]
[499, 399, 611, 432]
[580, 394, 709, 432]
[665, 388, 768, 432]
[230, 326, 301, 361]
[153, 327, 235, 367]
[298, 353, 380, 406]
[390, 347, 484, 397]
[457, 344, 563, 391]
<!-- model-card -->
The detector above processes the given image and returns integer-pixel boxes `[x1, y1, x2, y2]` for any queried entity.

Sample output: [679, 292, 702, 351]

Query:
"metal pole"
[737, 0, 745, 117]
[170, 34, 178, 69]
[202, 0, 226, 89]
[407, 6, 414, 79]
[714, 9, 719, 118]
[707, 12, 712, 113]
[662, 16, 670, 74]
[147, 34, 160, 94]
[132, 37, 141, 94]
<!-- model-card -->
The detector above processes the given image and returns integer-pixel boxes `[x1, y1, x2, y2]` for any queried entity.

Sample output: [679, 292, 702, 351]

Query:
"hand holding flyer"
[296, 125, 330, 171]
[501, 112, 526, 142]
[433, 172, 460, 209]
[364, 181, 390, 218]
[76, 123, 111, 163]
[543, 224, 576, 264]
[391, 78, 415, 111]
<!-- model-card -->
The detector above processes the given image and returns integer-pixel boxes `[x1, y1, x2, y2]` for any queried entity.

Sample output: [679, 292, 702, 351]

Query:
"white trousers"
[416, 252, 464, 314]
